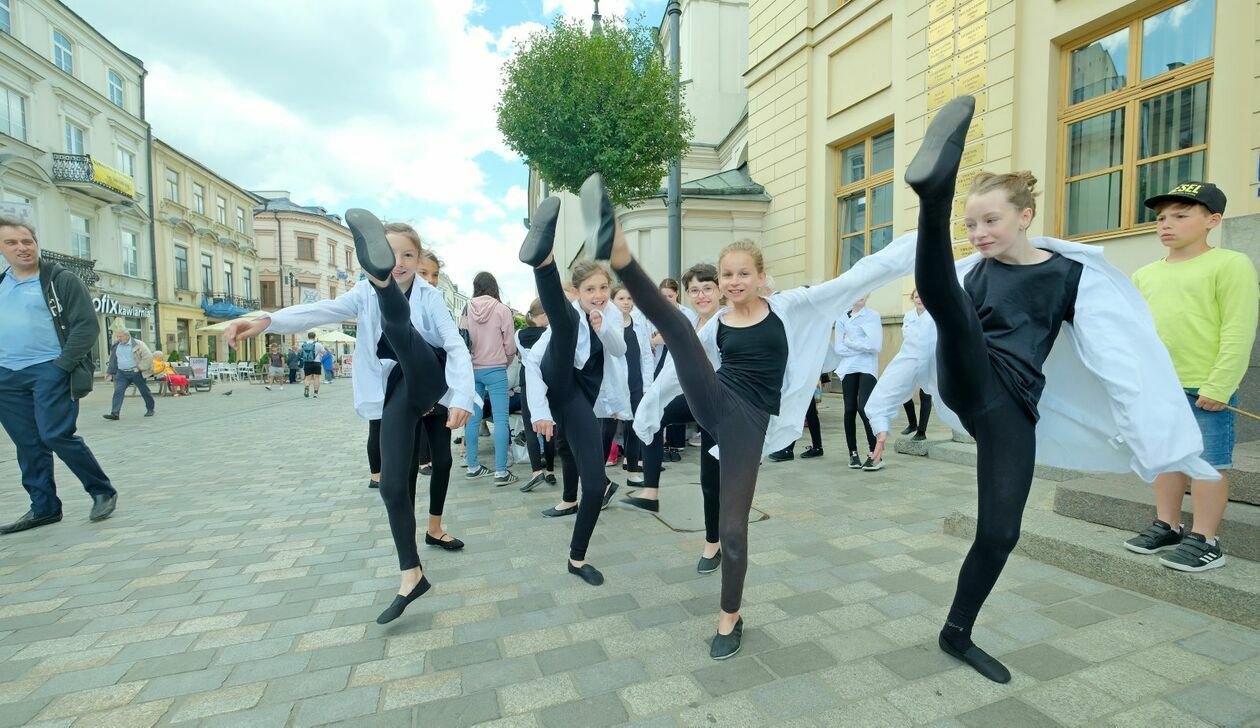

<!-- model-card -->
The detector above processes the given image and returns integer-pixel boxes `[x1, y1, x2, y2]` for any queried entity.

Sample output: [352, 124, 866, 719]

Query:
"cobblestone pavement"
[2, 381, 1259, 727]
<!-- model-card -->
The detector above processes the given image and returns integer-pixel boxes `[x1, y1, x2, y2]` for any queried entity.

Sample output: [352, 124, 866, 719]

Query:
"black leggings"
[535, 262, 607, 561]
[368, 407, 453, 515]
[618, 259, 769, 613]
[600, 418, 618, 462]
[623, 390, 644, 470]
[804, 396, 821, 450]
[914, 168, 1038, 636]
[902, 391, 933, 434]
[520, 376, 555, 472]
[372, 280, 450, 572]
[842, 372, 877, 454]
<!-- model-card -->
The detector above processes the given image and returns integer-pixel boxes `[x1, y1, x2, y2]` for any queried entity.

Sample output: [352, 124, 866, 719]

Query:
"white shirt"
[264, 279, 476, 420]
[524, 300, 628, 423]
[832, 306, 882, 377]
[864, 311, 938, 433]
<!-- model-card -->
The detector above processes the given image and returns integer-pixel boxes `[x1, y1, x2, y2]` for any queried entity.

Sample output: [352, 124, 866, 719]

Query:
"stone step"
[1224, 442, 1260, 506]
[943, 508, 1260, 630]
[1053, 477, 1260, 562]
[923, 440, 1086, 482]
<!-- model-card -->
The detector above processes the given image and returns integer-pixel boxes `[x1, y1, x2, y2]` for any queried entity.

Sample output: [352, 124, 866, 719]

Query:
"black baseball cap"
[1144, 181, 1226, 215]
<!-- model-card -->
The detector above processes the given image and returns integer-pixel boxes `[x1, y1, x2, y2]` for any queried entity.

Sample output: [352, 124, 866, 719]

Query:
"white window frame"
[236, 207, 245, 234]
[70, 214, 90, 259]
[64, 119, 85, 155]
[193, 183, 206, 215]
[121, 229, 138, 277]
[115, 147, 135, 178]
[107, 69, 124, 107]
[0, 0, 12, 36]
[216, 196, 226, 225]
[242, 267, 253, 298]
[200, 252, 214, 292]
[52, 30, 73, 75]
[165, 169, 179, 203]
[0, 84, 25, 142]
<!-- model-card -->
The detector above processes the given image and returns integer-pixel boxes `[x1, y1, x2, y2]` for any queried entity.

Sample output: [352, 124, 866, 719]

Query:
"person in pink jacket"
[461, 272, 519, 485]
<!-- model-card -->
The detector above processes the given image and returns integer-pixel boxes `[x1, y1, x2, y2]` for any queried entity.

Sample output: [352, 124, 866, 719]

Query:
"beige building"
[151, 139, 261, 363]
[0, 0, 153, 364]
[745, 0, 1255, 357]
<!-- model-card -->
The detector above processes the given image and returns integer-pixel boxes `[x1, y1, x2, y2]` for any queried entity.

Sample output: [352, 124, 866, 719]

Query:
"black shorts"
[303, 362, 322, 376]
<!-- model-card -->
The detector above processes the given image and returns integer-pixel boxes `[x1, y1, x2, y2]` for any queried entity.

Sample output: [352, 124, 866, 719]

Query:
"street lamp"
[592, 0, 602, 33]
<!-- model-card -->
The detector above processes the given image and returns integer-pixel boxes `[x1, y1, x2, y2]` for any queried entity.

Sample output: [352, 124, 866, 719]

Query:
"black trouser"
[914, 169, 1038, 636]
[623, 389, 644, 470]
[618, 259, 770, 614]
[535, 262, 607, 562]
[842, 372, 877, 455]
[288, 367, 299, 383]
[642, 395, 693, 488]
[600, 418, 618, 462]
[641, 403, 721, 544]
[368, 406, 452, 513]
[902, 391, 933, 435]
[373, 280, 449, 572]
[520, 376, 555, 472]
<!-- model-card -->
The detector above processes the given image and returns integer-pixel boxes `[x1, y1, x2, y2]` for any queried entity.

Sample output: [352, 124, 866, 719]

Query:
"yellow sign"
[956, 18, 987, 51]
[957, 66, 987, 95]
[928, 82, 955, 111]
[928, 37, 955, 67]
[89, 157, 136, 197]
[928, 15, 956, 45]
[965, 116, 985, 143]
[952, 221, 969, 242]
[973, 90, 989, 113]
[957, 0, 987, 27]
[929, 0, 956, 22]
[957, 167, 983, 193]
[953, 240, 977, 258]
[961, 142, 986, 168]
[955, 43, 987, 74]
[952, 195, 967, 217]
[927, 62, 953, 89]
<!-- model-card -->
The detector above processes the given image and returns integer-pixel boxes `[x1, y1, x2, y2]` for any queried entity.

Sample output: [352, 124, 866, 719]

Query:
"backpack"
[300, 341, 318, 362]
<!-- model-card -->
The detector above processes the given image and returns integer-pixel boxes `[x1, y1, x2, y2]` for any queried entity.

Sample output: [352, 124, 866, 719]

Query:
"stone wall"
[1223, 213, 1260, 443]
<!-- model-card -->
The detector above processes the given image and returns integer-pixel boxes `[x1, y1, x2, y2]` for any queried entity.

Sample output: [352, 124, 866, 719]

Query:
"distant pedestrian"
[286, 345, 301, 384]
[299, 332, 326, 398]
[103, 327, 156, 420]
[264, 343, 285, 390]
[321, 346, 335, 383]
[0, 217, 117, 534]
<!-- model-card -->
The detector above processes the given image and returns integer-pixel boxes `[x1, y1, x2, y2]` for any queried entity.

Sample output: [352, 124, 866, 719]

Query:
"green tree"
[496, 16, 694, 208]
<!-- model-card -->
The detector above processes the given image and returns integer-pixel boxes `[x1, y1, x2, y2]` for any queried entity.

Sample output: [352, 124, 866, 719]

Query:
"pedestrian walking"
[321, 346, 335, 384]
[102, 327, 155, 420]
[299, 332, 326, 398]
[264, 343, 285, 390]
[460, 272, 519, 485]
[286, 345, 301, 384]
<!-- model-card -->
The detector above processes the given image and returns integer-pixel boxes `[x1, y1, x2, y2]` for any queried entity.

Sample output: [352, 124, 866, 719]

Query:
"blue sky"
[64, 0, 670, 309]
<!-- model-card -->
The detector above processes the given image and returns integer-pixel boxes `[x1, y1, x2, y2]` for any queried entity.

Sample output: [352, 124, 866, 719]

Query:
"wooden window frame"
[260, 279, 277, 307]
[833, 124, 895, 276]
[1056, 0, 1214, 242]
[297, 236, 316, 261]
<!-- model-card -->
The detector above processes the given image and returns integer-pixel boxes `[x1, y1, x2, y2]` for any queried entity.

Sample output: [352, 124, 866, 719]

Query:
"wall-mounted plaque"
[928, 14, 956, 45]
[929, 0, 957, 22]
[957, 0, 987, 28]
[955, 42, 987, 74]
[956, 18, 987, 51]
[957, 65, 987, 95]
[928, 36, 956, 67]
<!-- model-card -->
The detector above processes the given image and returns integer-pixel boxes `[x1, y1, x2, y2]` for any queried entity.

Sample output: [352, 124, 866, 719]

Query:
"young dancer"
[900, 291, 933, 438]
[876, 95, 1218, 682]
[519, 198, 626, 586]
[833, 295, 883, 470]
[862, 295, 938, 466]
[226, 217, 474, 624]
[516, 299, 557, 492]
[610, 286, 655, 477]
[591, 173, 912, 659]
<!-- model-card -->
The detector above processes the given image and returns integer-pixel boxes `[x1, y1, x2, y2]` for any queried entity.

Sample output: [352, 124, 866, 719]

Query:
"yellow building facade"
[746, 0, 1257, 354]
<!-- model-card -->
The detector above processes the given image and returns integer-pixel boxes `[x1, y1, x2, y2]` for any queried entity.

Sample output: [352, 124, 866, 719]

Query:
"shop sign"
[93, 293, 151, 317]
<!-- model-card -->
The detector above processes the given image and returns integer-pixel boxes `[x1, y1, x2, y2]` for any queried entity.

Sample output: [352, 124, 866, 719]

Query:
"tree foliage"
[496, 16, 694, 208]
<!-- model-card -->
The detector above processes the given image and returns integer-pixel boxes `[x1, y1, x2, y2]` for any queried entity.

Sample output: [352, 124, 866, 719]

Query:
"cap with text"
[1143, 181, 1226, 215]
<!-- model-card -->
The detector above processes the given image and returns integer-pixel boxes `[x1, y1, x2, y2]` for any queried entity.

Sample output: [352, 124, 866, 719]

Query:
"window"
[216, 196, 226, 225]
[52, 31, 73, 75]
[328, 242, 336, 263]
[345, 249, 352, 271]
[1060, 0, 1215, 238]
[236, 207, 245, 234]
[223, 261, 234, 296]
[116, 147, 135, 178]
[192, 184, 205, 215]
[260, 280, 277, 307]
[329, 284, 337, 301]
[200, 253, 213, 292]
[0, 0, 11, 35]
[174, 246, 189, 289]
[107, 70, 124, 107]
[243, 267, 253, 298]
[121, 230, 138, 276]
[70, 215, 90, 258]
[834, 128, 894, 273]
[0, 85, 25, 141]
[64, 121, 85, 154]
[297, 236, 315, 260]
[165, 169, 179, 203]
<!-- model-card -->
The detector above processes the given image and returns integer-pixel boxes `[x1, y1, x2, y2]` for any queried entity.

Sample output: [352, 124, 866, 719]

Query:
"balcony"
[51, 153, 136, 204]
[40, 249, 99, 287]
[201, 292, 261, 320]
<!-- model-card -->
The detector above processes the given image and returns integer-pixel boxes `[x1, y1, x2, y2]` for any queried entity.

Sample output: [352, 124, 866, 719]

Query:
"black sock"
[941, 620, 973, 651]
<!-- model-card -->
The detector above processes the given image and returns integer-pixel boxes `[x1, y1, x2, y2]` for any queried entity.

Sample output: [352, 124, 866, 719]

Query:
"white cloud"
[420, 217, 536, 311]
[502, 185, 527, 213]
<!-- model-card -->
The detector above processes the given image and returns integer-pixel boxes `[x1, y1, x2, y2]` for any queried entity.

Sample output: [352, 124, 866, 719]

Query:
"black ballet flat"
[601, 480, 619, 510]
[621, 495, 659, 513]
[580, 173, 615, 261]
[424, 532, 464, 551]
[904, 95, 975, 199]
[542, 505, 578, 518]
[368, 479, 380, 489]
[938, 632, 1011, 684]
[697, 550, 722, 574]
[710, 618, 743, 660]
[568, 561, 605, 586]
[520, 197, 561, 266]
[375, 576, 432, 625]
[345, 208, 395, 281]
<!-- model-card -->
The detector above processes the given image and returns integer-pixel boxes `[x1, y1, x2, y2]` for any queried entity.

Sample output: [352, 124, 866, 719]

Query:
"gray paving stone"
[773, 591, 842, 616]
[122, 649, 216, 681]
[539, 690, 628, 728]
[692, 657, 775, 696]
[430, 638, 502, 670]
[498, 592, 558, 617]
[461, 655, 542, 694]
[137, 665, 232, 701]
[573, 657, 649, 697]
[292, 686, 380, 728]
[111, 634, 199, 663]
[1081, 589, 1154, 615]
[1037, 601, 1114, 628]
[627, 604, 690, 630]
[957, 698, 1060, 727]
[261, 665, 351, 704]
[416, 690, 500, 728]
[225, 654, 311, 686]
[1166, 682, 1260, 727]
[536, 640, 608, 675]
[1011, 581, 1081, 605]
[0, 696, 53, 728]
[199, 701, 295, 728]
[756, 641, 838, 678]
[874, 642, 958, 681]
[306, 638, 387, 671]
[1001, 643, 1091, 681]
[215, 636, 295, 665]
[27, 662, 132, 699]
[750, 674, 837, 720]
[1178, 630, 1260, 664]
[577, 594, 640, 619]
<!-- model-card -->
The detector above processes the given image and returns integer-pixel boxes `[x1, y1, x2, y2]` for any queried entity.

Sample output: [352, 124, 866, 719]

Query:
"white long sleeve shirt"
[524, 300, 628, 423]
[864, 311, 938, 434]
[832, 306, 882, 377]
[263, 279, 476, 420]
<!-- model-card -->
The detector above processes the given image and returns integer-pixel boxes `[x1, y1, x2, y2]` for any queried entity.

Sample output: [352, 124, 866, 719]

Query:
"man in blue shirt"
[0, 217, 117, 534]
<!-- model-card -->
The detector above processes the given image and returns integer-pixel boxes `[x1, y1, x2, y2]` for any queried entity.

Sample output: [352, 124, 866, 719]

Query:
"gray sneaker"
[1123, 520, 1182, 554]
[465, 465, 491, 480]
[1159, 532, 1225, 572]
[493, 470, 519, 487]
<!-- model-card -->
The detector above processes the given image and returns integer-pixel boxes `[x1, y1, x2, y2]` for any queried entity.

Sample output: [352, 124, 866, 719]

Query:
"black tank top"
[963, 251, 1083, 420]
[574, 312, 604, 405]
[717, 309, 788, 416]
[623, 322, 643, 396]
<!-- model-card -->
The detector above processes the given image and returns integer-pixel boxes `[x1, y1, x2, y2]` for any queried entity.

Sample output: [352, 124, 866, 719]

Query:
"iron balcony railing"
[40, 249, 99, 287]
[203, 292, 260, 310]
[50, 153, 135, 198]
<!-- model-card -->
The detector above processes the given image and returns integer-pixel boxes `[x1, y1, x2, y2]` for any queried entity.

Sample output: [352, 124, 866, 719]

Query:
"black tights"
[914, 167, 1038, 640]
[373, 280, 449, 572]
[368, 407, 453, 515]
[902, 391, 933, 435]
[617, 259, 768, 614]
[520, 377, 555, 472]
[842, 372, 877, 455]
[535, 262, 607, 561]
[641, 396, 720, 544]
[804, 396, 821, 449]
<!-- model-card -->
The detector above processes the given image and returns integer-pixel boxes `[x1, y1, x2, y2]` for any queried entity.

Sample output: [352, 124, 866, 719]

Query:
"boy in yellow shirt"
[1126, 182, 1259, 572]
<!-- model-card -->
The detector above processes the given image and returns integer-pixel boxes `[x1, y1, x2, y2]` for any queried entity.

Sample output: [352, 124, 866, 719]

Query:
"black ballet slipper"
[904, 96, 975, 200]
[542, 505, 578, 518]
[375, 576, 432, 625]
[710, 618, 743, 660]
[697, 550, 722, 574]
[424, 532, 465, 551]
[520, 197, 562, 267]
[345, 208, 395, 282]
[601, 480, 619, 510]
[568, 561, 605, 586]
[621, 495, 659, 513]
[938, 632, 1011, 684]
[580, 173, 616, 261]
